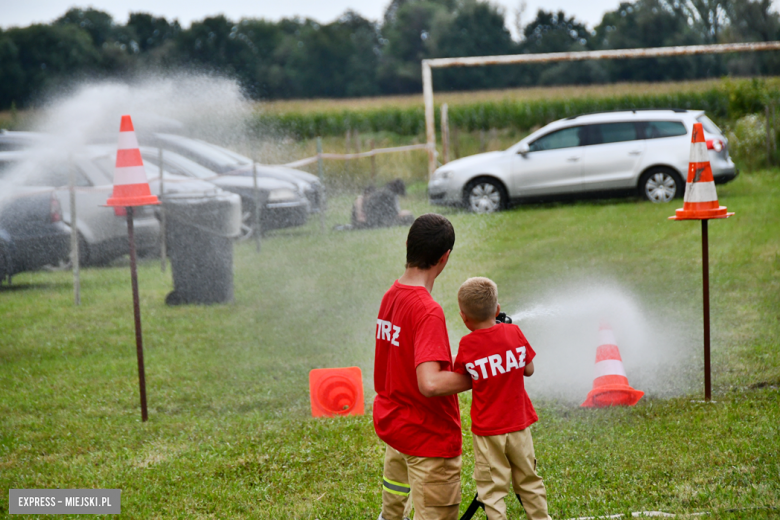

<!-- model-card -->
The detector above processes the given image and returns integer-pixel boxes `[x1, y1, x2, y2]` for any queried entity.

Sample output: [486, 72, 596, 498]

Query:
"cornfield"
[252, 78, 780, 138]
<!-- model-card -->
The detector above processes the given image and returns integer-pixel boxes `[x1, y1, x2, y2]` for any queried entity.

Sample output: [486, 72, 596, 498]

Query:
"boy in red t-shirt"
[453, 277, 551, 520]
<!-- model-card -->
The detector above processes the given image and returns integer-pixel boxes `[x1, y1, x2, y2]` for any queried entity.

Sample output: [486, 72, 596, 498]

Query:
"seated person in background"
[351, 185, 376, 229]
[364, 179, 414, 228]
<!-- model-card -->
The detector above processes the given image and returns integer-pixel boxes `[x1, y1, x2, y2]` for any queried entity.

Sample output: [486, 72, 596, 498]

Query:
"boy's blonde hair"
[458, 277, 498, 322]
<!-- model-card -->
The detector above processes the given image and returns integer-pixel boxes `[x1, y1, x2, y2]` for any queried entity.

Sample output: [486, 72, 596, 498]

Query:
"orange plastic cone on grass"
[581, 325, 644, 408]
[105, 115, 159, 207]
[309, 367, 364, 417]
[669, 122, 733, 221]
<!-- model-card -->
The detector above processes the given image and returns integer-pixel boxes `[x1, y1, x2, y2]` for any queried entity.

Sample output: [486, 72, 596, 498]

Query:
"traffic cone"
[309, 367, 364, 418]
[105, 115, 159, 207]
[669, 122, 733, 221]
[581, 325, 644, 408]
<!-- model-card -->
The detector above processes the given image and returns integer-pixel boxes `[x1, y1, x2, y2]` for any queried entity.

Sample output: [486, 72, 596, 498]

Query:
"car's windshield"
[159, 136, 250, 171]
[697, 114, 721, 135]
[143, 152, 217, 180]
[91, 155, 176, 182]
[0, 156, 91, 187]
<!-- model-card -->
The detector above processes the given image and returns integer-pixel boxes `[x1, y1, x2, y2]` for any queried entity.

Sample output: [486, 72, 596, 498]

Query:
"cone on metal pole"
[105, 114, 159, 422]
[669, 122, 735, 401]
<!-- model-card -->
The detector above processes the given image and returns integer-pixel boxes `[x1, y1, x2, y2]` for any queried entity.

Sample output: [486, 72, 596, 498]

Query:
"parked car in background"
[0, 150, 160, 265]
[429, 109, 738, 213]
[149, 133, 326, 213]
[139, 148, 308, 231]
[0, 129, 47, 152]
[0, 185, 71, 284]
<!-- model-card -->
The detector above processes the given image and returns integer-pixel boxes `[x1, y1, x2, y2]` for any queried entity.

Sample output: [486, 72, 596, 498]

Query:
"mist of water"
[507, 279, 700, 404]
[0, 72, 262, 201]
[36, 73, 252, 151]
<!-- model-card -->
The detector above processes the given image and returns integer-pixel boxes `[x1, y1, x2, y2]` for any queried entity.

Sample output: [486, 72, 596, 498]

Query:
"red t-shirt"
[373, 281, 462, 458]
[454, 323, 538, 436]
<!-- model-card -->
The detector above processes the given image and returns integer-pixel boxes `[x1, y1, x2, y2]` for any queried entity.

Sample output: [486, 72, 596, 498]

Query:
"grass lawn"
[1, 170, 778, 519]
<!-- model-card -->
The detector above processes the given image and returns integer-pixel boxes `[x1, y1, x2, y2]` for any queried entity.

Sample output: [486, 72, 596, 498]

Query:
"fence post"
[441, 103, 450, 165]
[253, 160, 261, 253]
[345, 129, 351, 174]
[317, 137, 325, 232]
[370, 139, 377, 181]
[422, 60, 436, 179]
[767, 104, 773, 166]
[159, 148, 166, 272]
[480, 129, 486, 153]
[69, 157, 80, 306]
[772, 102, 776, 157]
[453, 126, 460, 159]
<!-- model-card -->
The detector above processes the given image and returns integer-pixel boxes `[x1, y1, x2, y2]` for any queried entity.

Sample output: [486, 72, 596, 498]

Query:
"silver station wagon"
[428, 109, 737, 213]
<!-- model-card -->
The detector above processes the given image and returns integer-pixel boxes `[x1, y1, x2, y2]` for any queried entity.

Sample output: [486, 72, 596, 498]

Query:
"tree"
[127, 13, 181, 52]
[721, 0, 780, 75]
[517, 9, 605, 86]
[378, 0, 451, 93]
[0, 30, 25, 109]
[2, 24, 101, 107]
[593, 0, 715, 82]
[429, 0, 517, 91]
[272, 13, 381, 98]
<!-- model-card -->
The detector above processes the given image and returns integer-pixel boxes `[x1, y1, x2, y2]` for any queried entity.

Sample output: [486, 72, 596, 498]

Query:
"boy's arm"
[524, 360, 535, 377]
[417, 361, 472, 397]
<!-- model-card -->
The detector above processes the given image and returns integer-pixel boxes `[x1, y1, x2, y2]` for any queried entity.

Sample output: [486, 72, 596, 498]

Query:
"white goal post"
[422, 41, 780, 178]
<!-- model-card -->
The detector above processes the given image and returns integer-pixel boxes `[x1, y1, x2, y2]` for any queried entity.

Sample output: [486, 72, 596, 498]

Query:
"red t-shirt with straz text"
[454, 323, 538, 436]
[373, 281, 462, 458]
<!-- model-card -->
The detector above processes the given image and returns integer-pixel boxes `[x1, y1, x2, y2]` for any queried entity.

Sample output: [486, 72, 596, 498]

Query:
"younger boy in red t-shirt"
[453, 277, 551, 520]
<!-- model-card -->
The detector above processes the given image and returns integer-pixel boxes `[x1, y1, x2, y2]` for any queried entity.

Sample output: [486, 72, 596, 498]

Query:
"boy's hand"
[417, 361, 472, 397]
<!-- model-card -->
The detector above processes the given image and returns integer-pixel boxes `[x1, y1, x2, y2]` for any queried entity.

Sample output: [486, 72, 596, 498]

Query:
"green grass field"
[1, 170, 778, 518]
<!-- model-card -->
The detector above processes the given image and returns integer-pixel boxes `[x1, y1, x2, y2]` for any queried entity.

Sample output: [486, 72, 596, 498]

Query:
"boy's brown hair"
[458, 277, 498, 322]
[406, 213, 455, 269]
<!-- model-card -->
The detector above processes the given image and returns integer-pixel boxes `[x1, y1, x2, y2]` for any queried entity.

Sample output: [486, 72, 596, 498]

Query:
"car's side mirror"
[517, 142, 530, 155]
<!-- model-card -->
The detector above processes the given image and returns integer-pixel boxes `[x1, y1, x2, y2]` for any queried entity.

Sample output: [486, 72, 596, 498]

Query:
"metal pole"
[253, 161, 261, 253]
[159, 148, 166, 272]
[69, 159, 80, 306]
[370, 139, 377, 181]
[127, 206, 148, 422]
[766, 105, 771, 166]
[702, 219, 711, 401]
[769, 101, 777, 156]
[441, 103, 450, 165]
[345, 129, 351, 174]
[316, 137, 325, 232]
[422, 60, 436, 179]
[453, 126, 460, 159]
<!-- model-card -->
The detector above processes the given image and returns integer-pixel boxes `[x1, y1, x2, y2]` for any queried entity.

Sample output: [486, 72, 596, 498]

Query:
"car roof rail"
[565, 108, 690, 120]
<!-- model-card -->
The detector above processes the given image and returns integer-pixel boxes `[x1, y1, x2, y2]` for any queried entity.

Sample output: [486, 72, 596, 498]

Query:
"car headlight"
[433, 169, 453, 181]
[267, 188, 297, 202]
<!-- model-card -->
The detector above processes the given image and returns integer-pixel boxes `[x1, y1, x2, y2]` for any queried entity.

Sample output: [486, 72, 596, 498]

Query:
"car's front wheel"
[639, 168, 684, 203]
[464, 178, 507, 213]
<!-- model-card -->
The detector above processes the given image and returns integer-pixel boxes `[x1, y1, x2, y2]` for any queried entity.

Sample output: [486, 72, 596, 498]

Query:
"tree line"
[1, 0, 779, 110]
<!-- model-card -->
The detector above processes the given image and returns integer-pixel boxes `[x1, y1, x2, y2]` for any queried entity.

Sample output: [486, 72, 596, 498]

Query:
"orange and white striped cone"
[105, 115, 159, 207]
[669, 122, 733, 221]
[581, 325, 644, 408]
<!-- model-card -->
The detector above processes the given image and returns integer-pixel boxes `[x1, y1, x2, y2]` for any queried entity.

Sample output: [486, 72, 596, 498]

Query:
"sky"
[1, 0, 624, 35]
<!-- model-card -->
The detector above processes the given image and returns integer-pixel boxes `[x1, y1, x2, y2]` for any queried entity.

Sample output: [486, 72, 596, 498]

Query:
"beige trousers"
[472, 429, 551, 520]
[381, 445, 462, 520]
